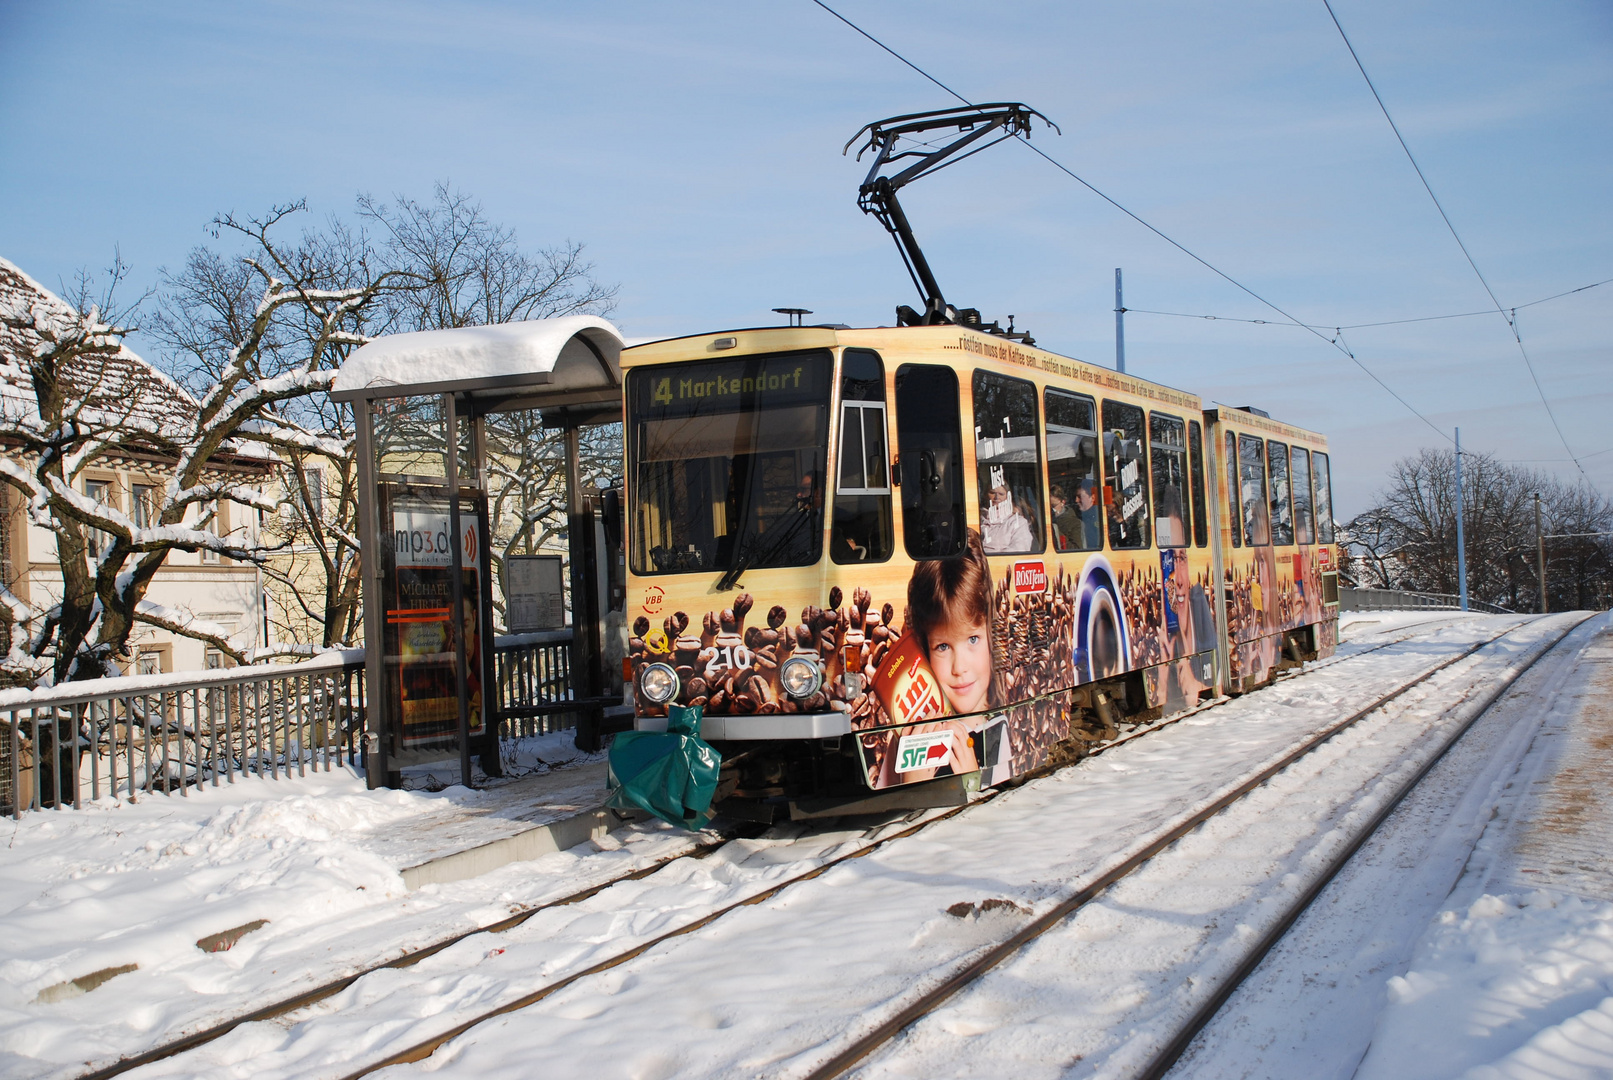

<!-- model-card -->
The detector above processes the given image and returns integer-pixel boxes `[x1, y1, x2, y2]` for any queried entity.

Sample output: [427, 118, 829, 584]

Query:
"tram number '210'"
[705, 644, 754, 677]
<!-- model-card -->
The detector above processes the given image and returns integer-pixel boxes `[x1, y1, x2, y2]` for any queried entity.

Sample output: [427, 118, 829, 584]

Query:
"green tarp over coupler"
[606, 704, 720, 830]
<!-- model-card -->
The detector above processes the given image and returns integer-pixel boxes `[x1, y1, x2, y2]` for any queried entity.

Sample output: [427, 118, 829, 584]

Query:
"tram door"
[893, 364, 967, 559]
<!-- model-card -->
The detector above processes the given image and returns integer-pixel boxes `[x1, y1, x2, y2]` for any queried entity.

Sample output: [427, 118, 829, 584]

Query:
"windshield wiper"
[715, 503, 812, 591]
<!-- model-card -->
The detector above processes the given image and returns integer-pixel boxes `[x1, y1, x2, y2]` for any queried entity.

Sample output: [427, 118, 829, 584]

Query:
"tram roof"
[1204, 406, 1328, 447]
[331, 315, 628, 408]
[620, 324, 1206, 411]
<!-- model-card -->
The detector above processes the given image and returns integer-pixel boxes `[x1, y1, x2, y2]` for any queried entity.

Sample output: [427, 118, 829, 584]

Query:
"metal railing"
[0, 653, 366, 818]
[1340, 586, 1515, 615]
[492, 630, 577, 737]
[2, 630, 578, 817]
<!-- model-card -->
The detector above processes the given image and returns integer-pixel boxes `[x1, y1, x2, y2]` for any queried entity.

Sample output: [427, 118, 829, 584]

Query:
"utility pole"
[1535, 491, 1547, 614]
[1454, 428, 1468, 612]
[1114, 268, 1126, 374]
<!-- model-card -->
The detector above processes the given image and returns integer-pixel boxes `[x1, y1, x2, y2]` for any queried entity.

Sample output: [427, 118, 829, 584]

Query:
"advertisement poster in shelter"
[387, 498, 485, 750]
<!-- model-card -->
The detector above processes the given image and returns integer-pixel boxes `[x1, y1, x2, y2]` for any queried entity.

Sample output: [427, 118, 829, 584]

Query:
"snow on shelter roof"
[331, 315, 626, 401]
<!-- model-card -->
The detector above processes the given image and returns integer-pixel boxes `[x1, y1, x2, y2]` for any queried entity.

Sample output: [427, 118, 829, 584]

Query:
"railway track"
[74, 615, 1496, 1080]
[807, 613, 1591, 1080]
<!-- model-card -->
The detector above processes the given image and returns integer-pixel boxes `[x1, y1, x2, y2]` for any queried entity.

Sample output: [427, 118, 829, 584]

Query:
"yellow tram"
[620, 326, 1338, 816]
[619, 104, 1339, 817]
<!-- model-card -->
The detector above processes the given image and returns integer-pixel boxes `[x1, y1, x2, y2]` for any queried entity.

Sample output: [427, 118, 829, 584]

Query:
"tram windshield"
[628, 350, 833, 575]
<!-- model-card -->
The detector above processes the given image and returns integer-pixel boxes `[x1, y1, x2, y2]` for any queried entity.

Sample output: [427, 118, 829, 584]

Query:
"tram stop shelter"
[332, 316, 630, 790]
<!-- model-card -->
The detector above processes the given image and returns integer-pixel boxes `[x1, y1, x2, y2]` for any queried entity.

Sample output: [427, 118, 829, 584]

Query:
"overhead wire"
[1125, 275, 1612, 331]
[1320, 0, 1593, 486]
[806, 0, 1454, 444]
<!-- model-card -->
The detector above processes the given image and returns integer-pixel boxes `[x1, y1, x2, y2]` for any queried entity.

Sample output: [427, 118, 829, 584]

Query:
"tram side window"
[1238, 434, 1271, 546]
[1291, 446, 1315, 545]
[832, 349, 894, 564]
[1313, 451, 1336, 544]
[1226, 430, 1242, 548]
[1149, 413, 1189, 548]
[1189, 420, 1208, 548]
[973, 370, 1044, 555]
[1267, 440, 1294, 546]
[1102, 400, 1150, 549]
[1045, 388, 1102, 552]
[895, 364, 967, 559]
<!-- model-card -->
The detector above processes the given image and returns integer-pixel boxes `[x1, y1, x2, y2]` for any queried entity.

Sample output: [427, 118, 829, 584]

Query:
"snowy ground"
[3, 611, 1608, 1080]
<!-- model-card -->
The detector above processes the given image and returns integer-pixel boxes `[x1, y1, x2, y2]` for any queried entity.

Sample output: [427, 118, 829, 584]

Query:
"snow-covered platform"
[387, 753, 622, 889]
[1483, 625, 1613, 902]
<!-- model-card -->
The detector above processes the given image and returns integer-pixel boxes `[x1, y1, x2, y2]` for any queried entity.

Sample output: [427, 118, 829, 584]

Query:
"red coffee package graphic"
[871, 632, 947, 728]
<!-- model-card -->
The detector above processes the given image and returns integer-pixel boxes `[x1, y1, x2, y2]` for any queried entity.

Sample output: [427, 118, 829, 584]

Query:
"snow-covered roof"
[332, 315, 626, 399]
[0, 255, 203, 446]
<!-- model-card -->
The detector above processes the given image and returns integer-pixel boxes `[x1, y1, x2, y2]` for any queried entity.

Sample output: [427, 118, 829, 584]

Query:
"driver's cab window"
[832, 349, 893, 563]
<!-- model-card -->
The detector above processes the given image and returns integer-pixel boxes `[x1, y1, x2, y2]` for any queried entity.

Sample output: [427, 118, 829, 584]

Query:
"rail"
[1, 630, 576, 817]
[1340, 586, 1514, 615]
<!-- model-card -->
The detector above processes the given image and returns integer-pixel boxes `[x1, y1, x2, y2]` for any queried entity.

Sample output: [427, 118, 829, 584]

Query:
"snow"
[0, 733, 698, 1079]
[2, 611, 1610, 1080]
[1170, 610, 1611, 1080]
[332, 316, 626, 395]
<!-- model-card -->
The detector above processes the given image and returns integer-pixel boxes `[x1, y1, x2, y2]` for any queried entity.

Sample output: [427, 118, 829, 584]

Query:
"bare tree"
[1345, 447, 1613, 611]
[0, 222, 397, 684]
[153, 185, 618, 648]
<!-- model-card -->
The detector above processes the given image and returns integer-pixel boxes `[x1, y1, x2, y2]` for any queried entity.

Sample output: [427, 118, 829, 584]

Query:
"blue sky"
[2, 0, 1609, 516]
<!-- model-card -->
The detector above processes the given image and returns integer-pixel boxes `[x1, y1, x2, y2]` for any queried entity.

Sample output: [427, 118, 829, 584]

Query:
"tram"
[620, 105, 1339, 818]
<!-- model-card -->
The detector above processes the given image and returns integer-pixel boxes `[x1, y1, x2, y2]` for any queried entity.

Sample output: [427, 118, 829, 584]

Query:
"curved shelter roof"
[332, 316, 626, 417]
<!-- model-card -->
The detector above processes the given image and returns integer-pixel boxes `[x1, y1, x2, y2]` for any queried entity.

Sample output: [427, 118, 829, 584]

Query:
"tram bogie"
[620, 324, 1339, 818]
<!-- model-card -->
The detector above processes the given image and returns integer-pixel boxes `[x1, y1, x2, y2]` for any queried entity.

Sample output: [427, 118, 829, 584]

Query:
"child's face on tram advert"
[906, 528, 999, 717]
[925, 616, 992, 714]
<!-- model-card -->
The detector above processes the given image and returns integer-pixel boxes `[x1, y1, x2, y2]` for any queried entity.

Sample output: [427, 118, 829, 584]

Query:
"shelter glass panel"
[1150, 412, 1189, 549]
[1238, 434, 1271, 546]
[1189, 421, 1208, 548]
[832, 348, 893, 564]
[895, 364, 966, 559]
[378, 487, 492, 758]
[1314, 451, 1336, 544]
[1226, 430, 1242, 548]
[974, 370, 1044, 555]
[373, 394, 450, 484]
[1291, 446, 1315, 545]
[1102, 400, 1150, 550]
[1045, 388, 1101, 552]
[627, 350, 832, 575]
[1267, 440, 1294, 546]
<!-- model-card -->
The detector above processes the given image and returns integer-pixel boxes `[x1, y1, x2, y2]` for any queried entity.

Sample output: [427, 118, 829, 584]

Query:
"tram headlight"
[780, 656, 823, 700]
[639, 662, 679, 705]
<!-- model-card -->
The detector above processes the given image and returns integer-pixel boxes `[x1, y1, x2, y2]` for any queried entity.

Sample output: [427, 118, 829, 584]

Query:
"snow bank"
[1359, 890, 1613, 1080]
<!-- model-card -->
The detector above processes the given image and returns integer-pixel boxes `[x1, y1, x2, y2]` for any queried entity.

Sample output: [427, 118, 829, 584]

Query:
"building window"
[131, 484, 157, 531]
[201, 499, 222, 562]
[85, 479, 115, 561]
